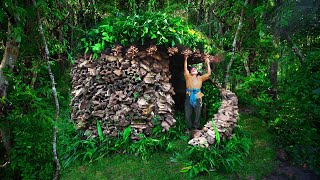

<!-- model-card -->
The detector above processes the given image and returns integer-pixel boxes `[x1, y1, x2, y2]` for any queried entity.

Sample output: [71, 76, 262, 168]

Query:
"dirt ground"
[263, 161, 319, 180]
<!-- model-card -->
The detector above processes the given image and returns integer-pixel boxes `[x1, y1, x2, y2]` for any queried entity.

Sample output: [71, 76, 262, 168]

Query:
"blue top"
[186, 88, 201, 107]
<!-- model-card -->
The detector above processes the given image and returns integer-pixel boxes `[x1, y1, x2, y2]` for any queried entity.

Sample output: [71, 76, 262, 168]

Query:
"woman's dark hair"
[187, 66, 196, 71]
[187, 66, 203, 75]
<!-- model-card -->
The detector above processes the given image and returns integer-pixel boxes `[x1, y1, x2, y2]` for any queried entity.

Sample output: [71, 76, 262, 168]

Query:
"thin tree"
[32, 0, 60, 179]
[0, 21, 19, 158]
[224, 0, 249, 89]
[0, 4, 22, 159]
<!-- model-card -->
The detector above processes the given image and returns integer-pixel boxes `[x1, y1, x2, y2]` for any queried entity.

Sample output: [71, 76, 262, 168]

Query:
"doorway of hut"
[169, 53, 209, 125]
[169, 54, 186, 112]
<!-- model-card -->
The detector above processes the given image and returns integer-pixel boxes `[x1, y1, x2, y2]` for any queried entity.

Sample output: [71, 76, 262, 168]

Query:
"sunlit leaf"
[212, 119, 220, 144]
[96, 120, 104, 142]
[180, 166, 192, 173]
[123, 126, 131, 141]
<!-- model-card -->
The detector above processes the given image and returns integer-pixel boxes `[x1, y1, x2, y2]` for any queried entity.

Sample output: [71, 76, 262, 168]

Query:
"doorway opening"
[169, 54, 186, 112]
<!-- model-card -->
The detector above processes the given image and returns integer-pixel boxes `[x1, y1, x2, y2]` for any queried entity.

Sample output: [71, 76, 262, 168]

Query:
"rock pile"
[188, 89, 239, 147]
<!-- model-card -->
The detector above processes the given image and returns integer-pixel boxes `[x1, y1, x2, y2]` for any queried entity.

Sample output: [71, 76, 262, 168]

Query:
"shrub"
[236, 71, 273, 119]
[202, 81, 221, 117]
[58, 113, 187, 169]
[3, 64, 57, 179]
[270, 53, 320, 172]
[176, 125, 253, 177]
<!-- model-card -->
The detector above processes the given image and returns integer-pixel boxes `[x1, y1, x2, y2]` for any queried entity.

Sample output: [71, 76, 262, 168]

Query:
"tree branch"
[283, 31, 306, 64]
[1, 5, 17, 25]
[48, 12, 70, 35]
[0, 22, 19, 155]
[210, 6, 226, 26]
[32, 0, 60, 179]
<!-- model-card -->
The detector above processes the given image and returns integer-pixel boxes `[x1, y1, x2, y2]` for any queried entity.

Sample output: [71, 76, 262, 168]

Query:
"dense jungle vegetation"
[0, 0, 319, 179]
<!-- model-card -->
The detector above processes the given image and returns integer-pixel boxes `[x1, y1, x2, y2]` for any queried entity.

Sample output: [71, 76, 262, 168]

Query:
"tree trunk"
[243, 58, 250, 76]
[91, 0, 97, 25]
[269, 60, 278, 119]
[200, 0, 205, 25]
[0, 41, 19, 99]
[208, 6, 212, 38]
[270, 61, 278, 100]
[197, 0, 205, 25]
[32, 0, 60, 179]
[0, 21, 19, 156]
[224, 0, 249, 89]
[245, 0, 257, 76]
[0, 125, 11, 155]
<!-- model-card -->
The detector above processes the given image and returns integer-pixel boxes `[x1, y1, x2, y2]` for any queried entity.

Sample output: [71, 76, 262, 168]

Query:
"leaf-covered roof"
[82, 12, 212, 55]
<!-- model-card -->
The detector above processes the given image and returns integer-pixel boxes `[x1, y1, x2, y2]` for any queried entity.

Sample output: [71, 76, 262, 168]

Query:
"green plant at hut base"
[176, 127, 253, 177]
[59, 117, 186, 168]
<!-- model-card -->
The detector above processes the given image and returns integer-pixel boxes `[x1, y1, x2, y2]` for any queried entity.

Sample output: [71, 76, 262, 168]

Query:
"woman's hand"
[202, 54, 210, 63]
[183, 53, 189, 59]
[182, 49, 192, 59]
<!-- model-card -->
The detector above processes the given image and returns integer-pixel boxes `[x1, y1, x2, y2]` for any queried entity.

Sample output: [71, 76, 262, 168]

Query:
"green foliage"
[2, 62, 57, 179]
[9, 115, 54, 179]
[61, 115, 274, 180]
[270, 51, 320, 172]
[271, 117, 320, 171]
[96, 120, 104, 142]
[128, 133, 172, 160]
[58, 112, 189, 172]
[212, 119, 221, 144]
[176, 127, 253, 177]
[236, 71, 273, 118]
[59, 113, 256, 178]
[82, 12, 211, 56]
[234, 115, 276, 179]
[202, 81, 221, 116]
[59, 116, 186, 168]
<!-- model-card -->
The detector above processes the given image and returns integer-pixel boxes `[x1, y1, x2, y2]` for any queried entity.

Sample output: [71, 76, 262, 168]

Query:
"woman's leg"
[194, 98, 202, 129]
[185, 95, 193, 129]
